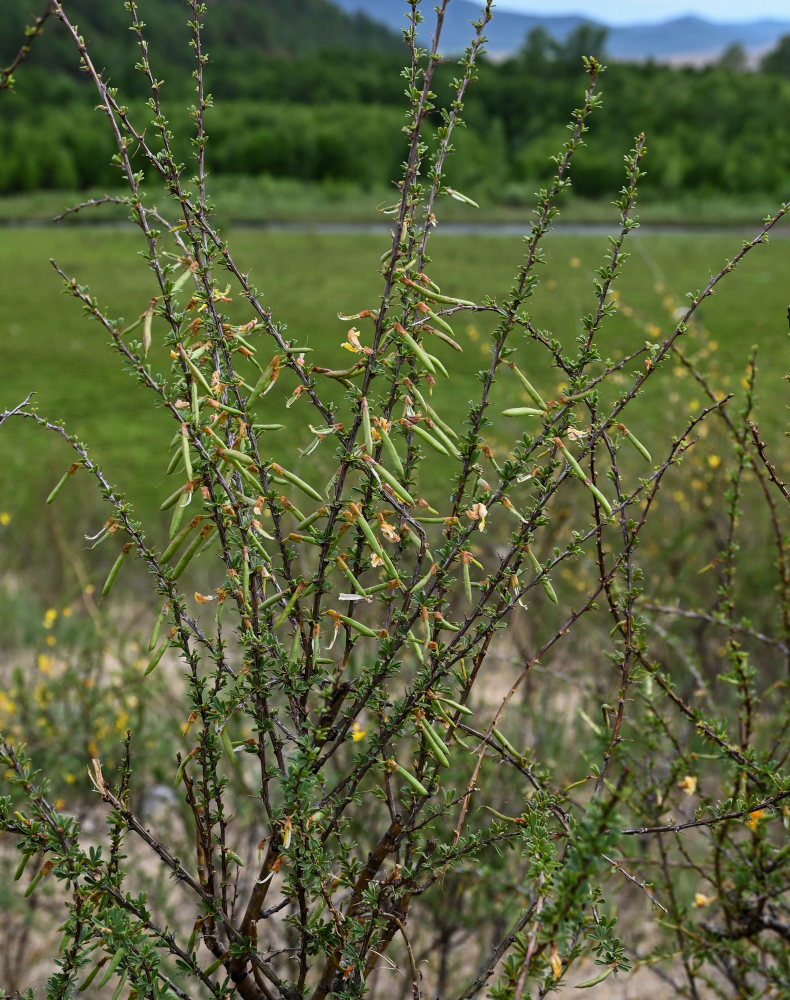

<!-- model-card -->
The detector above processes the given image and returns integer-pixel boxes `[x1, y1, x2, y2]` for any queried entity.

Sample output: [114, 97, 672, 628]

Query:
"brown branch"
[0, 2, 54, 90]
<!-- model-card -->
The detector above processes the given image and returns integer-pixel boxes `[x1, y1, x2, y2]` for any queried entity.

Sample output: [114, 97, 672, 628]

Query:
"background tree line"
[4, 1, 790, 203]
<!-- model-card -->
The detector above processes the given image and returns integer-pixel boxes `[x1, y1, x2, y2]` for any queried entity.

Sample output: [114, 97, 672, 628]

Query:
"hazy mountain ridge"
[329, 0, 790, 61]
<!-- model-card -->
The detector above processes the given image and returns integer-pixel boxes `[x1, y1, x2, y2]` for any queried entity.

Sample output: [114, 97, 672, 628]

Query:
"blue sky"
[492, 1, 790, 24]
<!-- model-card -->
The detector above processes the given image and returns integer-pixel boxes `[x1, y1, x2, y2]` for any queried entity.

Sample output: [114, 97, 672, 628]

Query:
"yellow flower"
[37, 653, 55, 675]
[351, 722, 366, 742]
[43, 608, 58, 629]
[693, 893, 714, 908]
[341, 327, 365, 353]
[569, 256, 581, 269]
[45, 635, 57, 647]
[746, 809, 765, 831]
[61, 605, 73, 618]
[465, 503, 487, 531]
[549, 944, 562, 980]
[707, 455, 721, 469]
[678, 775, 697, 796]
[0, 512, 10, 525]
[377, 515, 400, 543]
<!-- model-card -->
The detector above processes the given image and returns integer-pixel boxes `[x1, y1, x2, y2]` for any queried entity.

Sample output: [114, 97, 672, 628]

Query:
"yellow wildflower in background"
[0, 512, 11, 525]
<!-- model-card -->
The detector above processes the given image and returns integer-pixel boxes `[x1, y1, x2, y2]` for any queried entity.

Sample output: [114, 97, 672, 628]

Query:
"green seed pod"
[618, 423, 652, 463]
[422, 306, 456, 338]
[555, 437, 586, 480]
[77, 957, 105, 992]
[241, 546, 250, 607]
[424, 420, 462, 459]
[492, 727, 522, 760]
[444, 186, 479, 207]
[362, 455, 415, 506]
[411, 386, 458, 439]
[434, 613, 461, 632]
[102, 542, 133, 598]
[170, 264, 194, 296]
[24, 859, 52, 898]
[270, 462, 323, 503]
[432, 693, 473, 717]
[272, 583, 306, 628]
[425, 351, 450, 379]
[407, 629, 425, 664]
[508, 362, 548, 410]
[539, 575, 559, 604]
[96, 948, 124, 989]
[191, 379, 200, 425]
[356, 512, 400, 580]
[179, 346, 214, 395]
[171, 525, 213, 579]
[330, 611, 379, 639]
[219, 447, 255, 467]
[227, 458, 265, 495]
[387, 759, 429, 798]
[142, 299, 154, 356]
[574, 967, 615, 989]
[361, 396, 373, 455]
[165, 444, 184, 476]
[161, 518, 200, 563]
[46, 463, 79, 505]
[159, 483, 188, 512]
[451, 728, 472, 749]
[411, 563, 437, 596]
[375, 418, 405, 477]
[586, 481, 614, 518]
[246, 361, 279, 408]
[399, 276, 474, 308]
[180, 424, 193, 481]
[148, 602, 168, 652]
[220, 724, 235, 760]
[335, 555, 368, 598]
[396, 326, 436, 374]
[14, 851, 34, 881]
[202, 953, 229, 977]
[524, 545, 558, 604]
[502, 407, 546, 417]
[110, 972, 128, 1000]
[207, 399, 246, 418]
[174, 748, 198, 788]
[463, 560, 473, 604]
[408, 420, 450, 456]
[421, 719, 450, 767]
[144, 636, 171, 676]
[169, 490, 192, 539]
[297, 507, 327, 531]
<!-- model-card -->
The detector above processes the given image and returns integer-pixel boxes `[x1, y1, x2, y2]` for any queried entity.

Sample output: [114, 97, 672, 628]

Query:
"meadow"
[3, 221, 788, 537]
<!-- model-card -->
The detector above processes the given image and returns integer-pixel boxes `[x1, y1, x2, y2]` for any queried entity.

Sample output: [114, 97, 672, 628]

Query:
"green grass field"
[3, 221, 789, 595]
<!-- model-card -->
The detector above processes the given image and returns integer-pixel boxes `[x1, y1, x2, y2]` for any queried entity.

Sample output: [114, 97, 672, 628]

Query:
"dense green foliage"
[4, 3, 790, 202]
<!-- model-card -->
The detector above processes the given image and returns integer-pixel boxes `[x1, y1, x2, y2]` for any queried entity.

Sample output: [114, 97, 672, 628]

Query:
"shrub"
[2, 2, 790, 999]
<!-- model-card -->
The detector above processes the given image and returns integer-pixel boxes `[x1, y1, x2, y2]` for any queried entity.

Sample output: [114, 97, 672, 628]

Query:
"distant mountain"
[329, 0, 790, 62]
